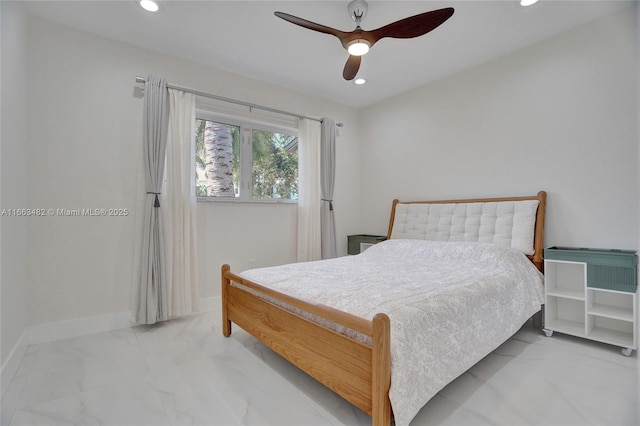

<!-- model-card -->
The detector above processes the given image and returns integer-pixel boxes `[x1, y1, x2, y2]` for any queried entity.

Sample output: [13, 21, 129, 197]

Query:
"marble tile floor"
[1, 305, 637, 426]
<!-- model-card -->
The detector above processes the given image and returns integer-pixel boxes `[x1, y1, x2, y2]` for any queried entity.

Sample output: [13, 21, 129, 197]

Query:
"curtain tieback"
[321, 199, 333, 211]
[147, 192, 161, 208]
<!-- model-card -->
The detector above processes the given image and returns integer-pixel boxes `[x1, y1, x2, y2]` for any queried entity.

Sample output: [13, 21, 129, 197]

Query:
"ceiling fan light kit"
[274, 0, 454, 81]
[347, 39, 370, 56]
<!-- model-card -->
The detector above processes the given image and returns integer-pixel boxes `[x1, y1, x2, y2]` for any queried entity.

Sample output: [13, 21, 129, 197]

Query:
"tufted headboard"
[386, 191, 546, 271]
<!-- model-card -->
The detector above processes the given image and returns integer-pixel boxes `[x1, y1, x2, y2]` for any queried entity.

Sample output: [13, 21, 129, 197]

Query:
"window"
[195, 114, 298, 202]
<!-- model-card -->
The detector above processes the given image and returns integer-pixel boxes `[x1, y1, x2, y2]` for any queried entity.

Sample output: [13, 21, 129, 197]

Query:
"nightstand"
[347, 234, 387, 255]
[543, 246, 638, 356]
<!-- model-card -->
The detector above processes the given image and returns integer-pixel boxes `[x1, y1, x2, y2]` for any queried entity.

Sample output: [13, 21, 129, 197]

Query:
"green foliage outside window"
[195, 118, 298, 200]
[252, 130, 298, 200]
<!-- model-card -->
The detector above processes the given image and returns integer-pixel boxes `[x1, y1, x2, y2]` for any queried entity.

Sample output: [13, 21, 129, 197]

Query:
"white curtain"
[164, 89, 199, 317]
[134, 75, 170, 324]
[133, 78, 199, 324]
[320, 118, 337, 259]
[297, 118, 321, 262]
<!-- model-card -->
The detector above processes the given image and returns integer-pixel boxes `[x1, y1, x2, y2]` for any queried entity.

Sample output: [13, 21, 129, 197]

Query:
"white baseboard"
[198, 296, 220, 313]
[27, 310, 132, 346]
[1, 296, 220, 398]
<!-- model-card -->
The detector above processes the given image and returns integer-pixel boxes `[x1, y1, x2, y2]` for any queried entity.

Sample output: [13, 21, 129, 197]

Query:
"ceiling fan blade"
[343, 55, 361, 81]
[274, 11, 348, 41]
[370, 7, 454, 42]
[276, 7, 453, 81]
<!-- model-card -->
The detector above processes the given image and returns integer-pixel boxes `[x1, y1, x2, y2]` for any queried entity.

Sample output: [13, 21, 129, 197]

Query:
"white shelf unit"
[544, 254, 637, 356]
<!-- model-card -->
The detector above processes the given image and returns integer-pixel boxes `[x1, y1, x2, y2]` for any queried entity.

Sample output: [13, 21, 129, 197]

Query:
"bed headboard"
[386, 191, 546, 271]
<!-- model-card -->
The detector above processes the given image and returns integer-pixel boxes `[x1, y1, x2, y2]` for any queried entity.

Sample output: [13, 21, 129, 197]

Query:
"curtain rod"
[135, 76, 343, 127]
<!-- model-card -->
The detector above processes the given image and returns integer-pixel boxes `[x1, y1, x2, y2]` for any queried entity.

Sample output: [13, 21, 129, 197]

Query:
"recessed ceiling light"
[354, 78, 367, 85]
[140, 0, 159, 12]
[520, 0, 539, 6]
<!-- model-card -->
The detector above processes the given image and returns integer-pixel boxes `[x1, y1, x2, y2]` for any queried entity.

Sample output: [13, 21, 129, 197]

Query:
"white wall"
[5, 2, 638, 364]
[1, 2, 31, 372]
[359, 7, 638, 251]
[23, 17, 360, 326]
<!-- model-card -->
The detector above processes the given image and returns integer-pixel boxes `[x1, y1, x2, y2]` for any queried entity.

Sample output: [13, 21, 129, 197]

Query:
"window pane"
[252, 130, 298, 200]
[195, 119, 240, 197]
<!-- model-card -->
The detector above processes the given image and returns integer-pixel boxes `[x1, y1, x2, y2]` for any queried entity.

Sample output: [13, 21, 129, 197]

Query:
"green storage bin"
[347, 234, 387, 255]
[545, 247, 638, 293]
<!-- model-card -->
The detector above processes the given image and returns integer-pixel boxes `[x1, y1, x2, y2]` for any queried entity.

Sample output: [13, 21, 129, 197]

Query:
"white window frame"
[195, 110, 298, 204]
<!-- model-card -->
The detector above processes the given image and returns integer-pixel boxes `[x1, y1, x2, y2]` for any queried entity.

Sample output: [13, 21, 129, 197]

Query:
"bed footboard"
[221, 264, 392, 426]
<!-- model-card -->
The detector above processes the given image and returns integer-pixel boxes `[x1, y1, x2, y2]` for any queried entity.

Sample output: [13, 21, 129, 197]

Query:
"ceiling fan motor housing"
[348, 0, 368, 24]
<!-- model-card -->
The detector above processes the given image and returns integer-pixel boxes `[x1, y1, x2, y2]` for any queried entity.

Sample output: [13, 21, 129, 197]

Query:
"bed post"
[532, 191, 547, 328]
[386, 200, 400, 239]
[532, 191, 547, 272]
[221, 264, 232, 337]
[372, 313, 392, 426]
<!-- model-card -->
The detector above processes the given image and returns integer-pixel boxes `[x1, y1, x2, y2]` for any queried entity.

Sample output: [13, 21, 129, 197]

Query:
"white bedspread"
[239, 240, 544, 426]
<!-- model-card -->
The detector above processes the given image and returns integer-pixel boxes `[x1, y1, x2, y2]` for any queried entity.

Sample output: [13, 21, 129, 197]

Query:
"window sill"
[196, 197, 297, 205]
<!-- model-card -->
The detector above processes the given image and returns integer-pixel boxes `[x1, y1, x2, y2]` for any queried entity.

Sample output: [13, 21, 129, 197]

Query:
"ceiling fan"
[274, 0, 454, 81]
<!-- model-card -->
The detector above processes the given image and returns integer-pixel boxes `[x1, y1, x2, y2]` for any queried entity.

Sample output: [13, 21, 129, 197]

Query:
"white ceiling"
[23, 0, 634, 109]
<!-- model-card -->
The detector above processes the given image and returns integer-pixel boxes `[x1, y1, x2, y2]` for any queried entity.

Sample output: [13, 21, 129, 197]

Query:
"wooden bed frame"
[221, 191, 546, 426]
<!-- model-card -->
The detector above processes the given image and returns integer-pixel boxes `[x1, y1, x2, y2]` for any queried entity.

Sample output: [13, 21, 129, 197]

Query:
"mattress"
[239, 239, 544, 426]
